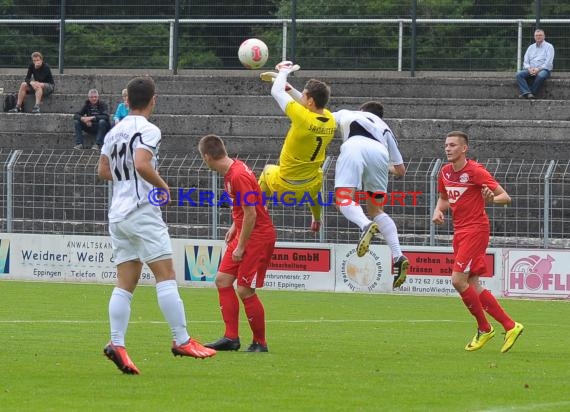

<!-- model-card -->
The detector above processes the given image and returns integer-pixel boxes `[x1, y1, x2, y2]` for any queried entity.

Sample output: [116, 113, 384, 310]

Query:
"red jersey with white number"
[224, 159, 275, 236]
[437, 159, 499, 233]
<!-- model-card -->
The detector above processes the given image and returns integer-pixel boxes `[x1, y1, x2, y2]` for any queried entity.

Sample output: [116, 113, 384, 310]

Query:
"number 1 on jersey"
[310, 136, 323, 161]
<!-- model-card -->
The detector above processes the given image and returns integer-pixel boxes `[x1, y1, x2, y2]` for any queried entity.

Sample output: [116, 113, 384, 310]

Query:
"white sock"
[374, 212, 402, 260]
[156, 280, 190, 346]
[109, 287, 133, 347]
[338, 200, 371, 230]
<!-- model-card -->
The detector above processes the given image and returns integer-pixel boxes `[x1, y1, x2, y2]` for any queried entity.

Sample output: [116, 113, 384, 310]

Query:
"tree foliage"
[0, 1, 567, 70]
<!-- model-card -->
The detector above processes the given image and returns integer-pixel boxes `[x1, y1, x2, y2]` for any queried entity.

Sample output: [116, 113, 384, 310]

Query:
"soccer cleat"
[465, 326, 495, 351]
[246, 341, 268, 353]
[204, 336, 241, 351]
[260, 71, 277, 82]
[171, 338, 217, 358]
[356, 222, 379, 257]
[32, 105, 40, 113]
[500, 322, 524, 353]
[103, 342, 140, 375]
[392, 255, 409, 288]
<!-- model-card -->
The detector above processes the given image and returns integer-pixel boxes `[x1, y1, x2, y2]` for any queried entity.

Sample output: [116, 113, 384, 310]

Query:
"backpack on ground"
[3, 93, 17, 112]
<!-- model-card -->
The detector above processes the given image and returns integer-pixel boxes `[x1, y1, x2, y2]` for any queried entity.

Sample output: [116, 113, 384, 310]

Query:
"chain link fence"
[1, 150, 569, 249]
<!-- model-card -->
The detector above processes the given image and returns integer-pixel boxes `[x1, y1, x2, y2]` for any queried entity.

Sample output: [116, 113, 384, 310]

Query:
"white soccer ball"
[238, 38, 269, 69]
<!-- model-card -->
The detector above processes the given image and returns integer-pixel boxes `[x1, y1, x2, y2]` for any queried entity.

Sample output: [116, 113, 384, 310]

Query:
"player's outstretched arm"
[271, 61, 301, 111]
[260, 71, 301, 101]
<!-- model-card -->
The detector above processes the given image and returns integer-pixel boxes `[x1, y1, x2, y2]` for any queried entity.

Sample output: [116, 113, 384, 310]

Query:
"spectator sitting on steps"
[112, 88, 129, 126]
[9, 51, 55, 114]
[516, 29, 555, 99]
[73, 89, 110, 150]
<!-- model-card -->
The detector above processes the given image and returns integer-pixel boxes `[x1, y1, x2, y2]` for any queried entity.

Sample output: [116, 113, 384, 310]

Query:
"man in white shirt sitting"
[516, 29, 555, 99]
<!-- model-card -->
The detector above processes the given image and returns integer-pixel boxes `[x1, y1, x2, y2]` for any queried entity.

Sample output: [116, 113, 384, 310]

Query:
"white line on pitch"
[0, 319, 467, 324]
[475, 401, 570, 412]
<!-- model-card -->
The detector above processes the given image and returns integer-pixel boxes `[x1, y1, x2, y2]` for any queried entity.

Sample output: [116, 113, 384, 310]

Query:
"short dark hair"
[304, 79, 330, 109]
[359, 101, 384, 118]
[127, 76, 155, 110]
[199, 134, 227, 160]
[446, 130, 469, 145]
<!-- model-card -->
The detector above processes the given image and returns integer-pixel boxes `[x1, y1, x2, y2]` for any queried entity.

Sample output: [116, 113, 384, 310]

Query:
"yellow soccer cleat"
[465, 326, 495, 351]
[259, 71, 277, 82]
[500, 322, 524, 353]
[356, 222, 379, 257]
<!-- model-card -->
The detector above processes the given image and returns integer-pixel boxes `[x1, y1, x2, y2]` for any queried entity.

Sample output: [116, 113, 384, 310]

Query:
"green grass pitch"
[0, 281, 568, 412]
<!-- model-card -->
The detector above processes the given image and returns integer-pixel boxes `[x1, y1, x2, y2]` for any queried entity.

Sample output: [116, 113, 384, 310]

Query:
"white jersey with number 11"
[101, 115, 161, 223]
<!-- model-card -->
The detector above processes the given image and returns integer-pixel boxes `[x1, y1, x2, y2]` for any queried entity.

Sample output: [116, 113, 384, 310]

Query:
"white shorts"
[109, 204, 172, 265]
[334, 135, 390, 193]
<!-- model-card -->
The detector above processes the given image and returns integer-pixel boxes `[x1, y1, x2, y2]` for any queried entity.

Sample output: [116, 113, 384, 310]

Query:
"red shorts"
[218, 234, 275, 288]
[452, 230, 489, 276]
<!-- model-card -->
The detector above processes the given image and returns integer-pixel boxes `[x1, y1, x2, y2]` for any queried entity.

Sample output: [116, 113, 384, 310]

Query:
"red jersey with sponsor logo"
[437, 159, 499, 233]
[224, 159, 275, 236]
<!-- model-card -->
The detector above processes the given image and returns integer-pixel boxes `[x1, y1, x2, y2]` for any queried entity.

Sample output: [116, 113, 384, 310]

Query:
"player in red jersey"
[432, 131, 524, 353]
[199, 134, 276, 352]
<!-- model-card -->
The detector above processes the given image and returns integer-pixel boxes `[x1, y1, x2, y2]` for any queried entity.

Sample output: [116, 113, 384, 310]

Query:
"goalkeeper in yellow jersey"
[259, 61, 336, 232]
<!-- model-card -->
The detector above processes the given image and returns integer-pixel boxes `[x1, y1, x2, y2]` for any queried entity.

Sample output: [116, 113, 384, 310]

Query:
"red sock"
[242, 294, 266, 345]
[218, 286, 239, 339]
[479, 289, 515, 331]
[460, 285, 491, 332]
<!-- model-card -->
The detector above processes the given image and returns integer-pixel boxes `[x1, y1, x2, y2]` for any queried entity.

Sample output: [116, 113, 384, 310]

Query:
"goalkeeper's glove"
[275, 60, 301, 74]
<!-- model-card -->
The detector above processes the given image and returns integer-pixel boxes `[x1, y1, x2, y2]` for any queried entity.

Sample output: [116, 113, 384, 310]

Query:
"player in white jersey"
[97, 76, 215, 375]
[333, 101, 409, 289]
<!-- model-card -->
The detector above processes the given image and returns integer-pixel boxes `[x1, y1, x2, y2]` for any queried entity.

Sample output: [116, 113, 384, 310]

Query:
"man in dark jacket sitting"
[73, 89, 110, 150]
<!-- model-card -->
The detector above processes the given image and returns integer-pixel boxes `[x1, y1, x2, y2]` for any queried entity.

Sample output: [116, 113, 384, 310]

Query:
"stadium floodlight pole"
[290, 0, 297, 66]
[58, 0, 65, 74]
[172, 0, 180, 75]
[410, 0, 417, 77]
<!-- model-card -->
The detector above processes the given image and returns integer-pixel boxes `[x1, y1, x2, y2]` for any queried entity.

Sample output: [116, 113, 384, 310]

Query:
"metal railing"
[1, 18, 569, 71]
[1, 150, 569, 249]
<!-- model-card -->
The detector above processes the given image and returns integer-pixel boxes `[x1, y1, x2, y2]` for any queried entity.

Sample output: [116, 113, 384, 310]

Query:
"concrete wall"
[1, 70, 570, 159]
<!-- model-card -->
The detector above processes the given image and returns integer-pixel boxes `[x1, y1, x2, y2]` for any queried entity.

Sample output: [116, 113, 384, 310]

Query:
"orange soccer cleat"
[171, 338, 217, 359]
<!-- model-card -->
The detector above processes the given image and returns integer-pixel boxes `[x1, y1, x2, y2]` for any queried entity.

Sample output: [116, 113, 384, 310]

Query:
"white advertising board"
[179, 239, 335, 292]
[4, 232, 566, 301]
[397, 246, 503, 297]
[0, 233, 156, 285]
[504, 249, 570, 299]
[334, 244, 393, 293]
